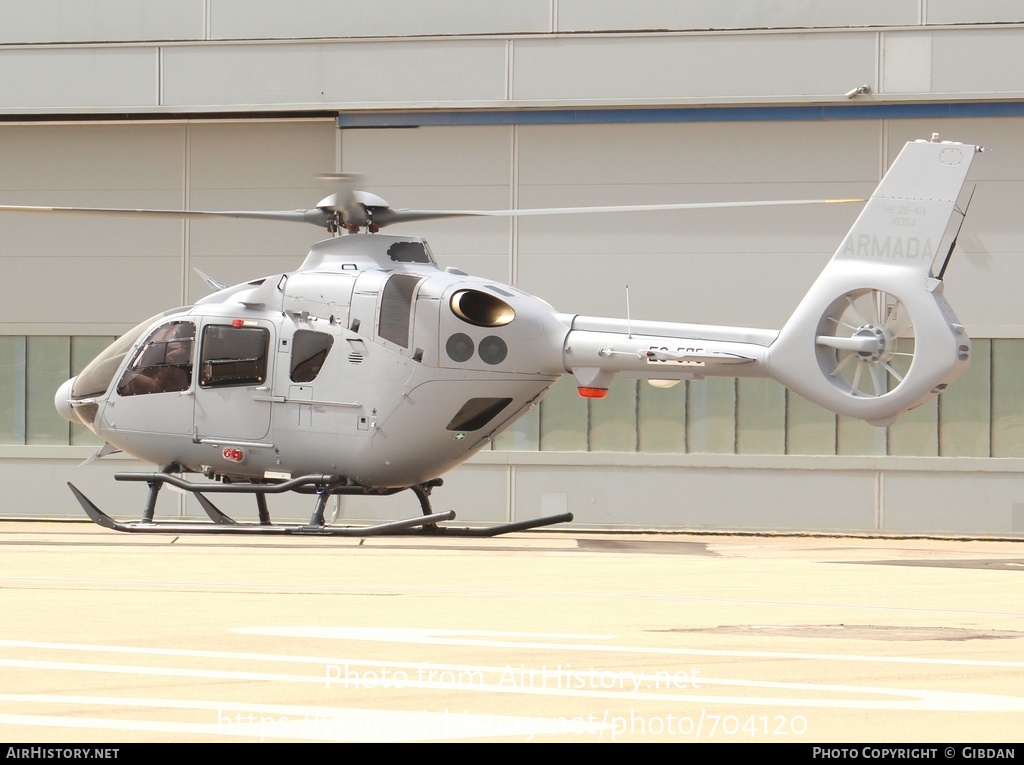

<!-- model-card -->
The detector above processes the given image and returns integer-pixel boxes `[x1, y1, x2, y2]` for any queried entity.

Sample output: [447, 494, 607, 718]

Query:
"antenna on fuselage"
[626, 284, 632, 339]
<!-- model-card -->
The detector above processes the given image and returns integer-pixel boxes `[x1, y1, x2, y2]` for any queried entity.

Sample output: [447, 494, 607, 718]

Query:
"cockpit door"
[103, 319, 196, 437]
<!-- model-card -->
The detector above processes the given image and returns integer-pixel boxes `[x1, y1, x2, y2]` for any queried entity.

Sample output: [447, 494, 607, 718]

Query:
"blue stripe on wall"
[338, 102, 1024, 128]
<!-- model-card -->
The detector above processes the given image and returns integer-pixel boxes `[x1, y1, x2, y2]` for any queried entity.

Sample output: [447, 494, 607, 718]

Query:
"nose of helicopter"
[55, 377, 80, 424]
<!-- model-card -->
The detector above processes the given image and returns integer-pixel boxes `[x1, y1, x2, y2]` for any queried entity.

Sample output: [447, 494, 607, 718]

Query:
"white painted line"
[2, 576, 1021, 618]
[0, 699, 569, 742]
[234, 626, 1024, 668]
[2, 637, 1024, 711]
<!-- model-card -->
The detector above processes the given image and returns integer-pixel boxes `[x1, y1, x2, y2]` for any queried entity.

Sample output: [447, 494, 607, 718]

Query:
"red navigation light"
[232, 319, 244, 328]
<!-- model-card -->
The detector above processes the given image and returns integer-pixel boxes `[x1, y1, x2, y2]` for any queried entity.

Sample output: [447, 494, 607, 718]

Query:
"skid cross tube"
[114, 471, 348, 494]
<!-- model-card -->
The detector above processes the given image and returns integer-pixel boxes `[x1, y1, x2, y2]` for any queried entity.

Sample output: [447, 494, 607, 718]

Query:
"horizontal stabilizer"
[645, 348, 754, 364]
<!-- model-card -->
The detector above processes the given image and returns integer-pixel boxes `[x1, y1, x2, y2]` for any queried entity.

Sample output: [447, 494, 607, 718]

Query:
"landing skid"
[68, 469, 572, 538]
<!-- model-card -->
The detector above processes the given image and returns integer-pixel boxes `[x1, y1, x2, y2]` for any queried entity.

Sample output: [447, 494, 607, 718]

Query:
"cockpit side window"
[290, 330, 334, 383]
[116, 321, 195, 397]
[199, 324, 269, 388]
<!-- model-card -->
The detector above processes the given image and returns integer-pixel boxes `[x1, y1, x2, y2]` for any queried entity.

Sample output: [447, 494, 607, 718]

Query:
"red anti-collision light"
[577, 387, 609, 399]
[222, 447, 245, 462]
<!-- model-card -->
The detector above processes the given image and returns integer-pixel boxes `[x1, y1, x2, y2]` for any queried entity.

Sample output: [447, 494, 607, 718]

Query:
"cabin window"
[116, 321, 195, 397]
[446, 397, 513, 432]
[290, 330, 335, 383]
[199, 324, 269, 388]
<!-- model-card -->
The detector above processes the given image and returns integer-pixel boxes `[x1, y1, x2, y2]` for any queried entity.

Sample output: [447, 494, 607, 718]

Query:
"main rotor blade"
[0, 196, 863, 231]
[0, 204, 333, 228]
[373, 197, 865, 227]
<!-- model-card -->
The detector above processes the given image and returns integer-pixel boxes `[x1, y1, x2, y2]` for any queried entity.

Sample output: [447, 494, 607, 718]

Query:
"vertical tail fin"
[768, 137, 980, 425]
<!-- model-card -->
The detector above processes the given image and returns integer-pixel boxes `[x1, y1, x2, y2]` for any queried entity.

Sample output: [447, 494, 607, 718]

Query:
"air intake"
[450, 290, 515, 328]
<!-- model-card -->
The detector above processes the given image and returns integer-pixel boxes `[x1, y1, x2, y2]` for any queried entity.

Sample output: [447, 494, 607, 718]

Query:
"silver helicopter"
[3, 135, 980, 536]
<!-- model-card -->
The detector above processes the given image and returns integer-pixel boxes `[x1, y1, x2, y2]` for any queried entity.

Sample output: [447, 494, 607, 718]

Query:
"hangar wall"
[1, 2, 1023, 534]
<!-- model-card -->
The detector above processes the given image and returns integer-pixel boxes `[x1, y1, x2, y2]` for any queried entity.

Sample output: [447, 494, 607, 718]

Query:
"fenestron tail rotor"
[815, 289, 915, 399]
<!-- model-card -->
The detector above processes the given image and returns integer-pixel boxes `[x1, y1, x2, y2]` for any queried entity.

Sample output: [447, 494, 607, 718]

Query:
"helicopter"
[4, 135, 980, 536]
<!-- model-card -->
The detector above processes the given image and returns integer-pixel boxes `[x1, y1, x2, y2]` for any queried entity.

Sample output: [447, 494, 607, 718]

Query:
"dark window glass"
[116, 321, 195, 397]
[200, 325, 269, 388]
[290, 330, 335, 383]
[446, 397, 513, 432]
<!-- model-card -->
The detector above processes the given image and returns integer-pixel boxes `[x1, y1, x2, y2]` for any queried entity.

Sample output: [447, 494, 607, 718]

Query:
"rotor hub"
[852, 324, 895, 363]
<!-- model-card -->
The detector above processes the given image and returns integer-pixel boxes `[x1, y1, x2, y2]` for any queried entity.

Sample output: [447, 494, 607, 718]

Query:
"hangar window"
[199, 324, 269, 388]
[290, 330, 335, 383]
[116, 321, 195, 397]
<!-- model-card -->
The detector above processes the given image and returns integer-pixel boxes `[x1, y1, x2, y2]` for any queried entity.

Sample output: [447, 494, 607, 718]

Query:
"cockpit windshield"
[70, 309, 192, 400]
[117, 321, 195, 396]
